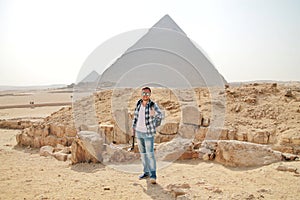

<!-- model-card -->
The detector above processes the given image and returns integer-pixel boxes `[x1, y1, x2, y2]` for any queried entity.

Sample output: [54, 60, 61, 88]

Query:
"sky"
[0, 0, 299, 86]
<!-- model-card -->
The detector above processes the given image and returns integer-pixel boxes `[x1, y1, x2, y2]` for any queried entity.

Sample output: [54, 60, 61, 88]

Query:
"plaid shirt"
[132, 99, 162, 135]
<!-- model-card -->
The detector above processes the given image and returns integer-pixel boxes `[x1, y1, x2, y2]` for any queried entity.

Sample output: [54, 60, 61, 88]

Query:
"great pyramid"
[98, 14, 226, 88]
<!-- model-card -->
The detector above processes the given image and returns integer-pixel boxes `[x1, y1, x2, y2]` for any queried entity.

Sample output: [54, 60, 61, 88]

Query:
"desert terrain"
[0, 84, 300, 200]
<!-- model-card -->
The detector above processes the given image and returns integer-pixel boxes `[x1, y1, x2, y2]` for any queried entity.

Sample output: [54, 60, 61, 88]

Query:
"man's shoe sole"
[150, 178, 156, 184]
[139, 175, 149, 180]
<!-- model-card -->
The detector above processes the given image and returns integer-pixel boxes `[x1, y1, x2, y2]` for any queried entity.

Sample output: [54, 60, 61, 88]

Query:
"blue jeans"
[136, 131, 157, 179]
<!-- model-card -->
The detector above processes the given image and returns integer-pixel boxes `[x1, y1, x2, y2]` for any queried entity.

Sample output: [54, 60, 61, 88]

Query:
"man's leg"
[137, 136, 150, 178]
[144, 136, 156, 182]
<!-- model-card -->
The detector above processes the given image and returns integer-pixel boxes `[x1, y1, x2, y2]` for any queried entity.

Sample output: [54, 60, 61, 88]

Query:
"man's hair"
[142, 87, 151, 93]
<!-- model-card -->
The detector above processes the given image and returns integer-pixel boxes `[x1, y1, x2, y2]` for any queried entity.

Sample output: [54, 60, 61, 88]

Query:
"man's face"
[142, 89, 151, 101]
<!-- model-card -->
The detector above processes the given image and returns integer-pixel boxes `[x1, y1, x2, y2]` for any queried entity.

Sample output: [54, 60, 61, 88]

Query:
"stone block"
[16, 133, 33, 147]
[182, 105, 202, 125]
[205, 128, 228, 140]
[33, 137, 41, 148]
[53, 152, 68, 161]
[159, 134, 176, 143]
[291, 137, 300, 145]
[227, 130, 237, 140]
[272, 145, 294, 154]
[253, 131, 269, 144]
[215, 140, 282, 167]
[280, 137, 290, 144]
[236, 132, 247, 141]
[41, 135, 58, 147]
[113, 109, 129, 134]
[87, 125, 99, 133]
[74, 131, 104, 162]
[178, 124, 197, 139]
[40, 146, 54, 157]
[178, 151, 199, 160]
[114, 125, 129, 144]
[65, 126, 77, 137]
[57, 137, 68, 146]
[34, 128, 45, 137]
[157, 122, 179, 135]
[49, 124, 65, 138]
[194, 127, 208, 141]
[99, 124, 114, 144]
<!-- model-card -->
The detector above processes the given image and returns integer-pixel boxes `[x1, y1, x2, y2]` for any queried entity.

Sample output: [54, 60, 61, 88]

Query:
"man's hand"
[150, 108, 155, 117]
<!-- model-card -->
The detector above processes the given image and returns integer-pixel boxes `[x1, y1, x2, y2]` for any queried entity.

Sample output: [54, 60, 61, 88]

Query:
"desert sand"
[0, 87, 300, 200]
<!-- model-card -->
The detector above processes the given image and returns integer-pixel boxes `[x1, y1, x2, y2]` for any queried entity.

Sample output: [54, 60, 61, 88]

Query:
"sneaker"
[150, 178, 156, 184]
[139, 173, 149, 180]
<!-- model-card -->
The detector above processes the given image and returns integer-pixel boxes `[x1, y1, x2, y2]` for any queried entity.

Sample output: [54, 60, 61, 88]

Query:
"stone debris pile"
[12, 83, 300, 166]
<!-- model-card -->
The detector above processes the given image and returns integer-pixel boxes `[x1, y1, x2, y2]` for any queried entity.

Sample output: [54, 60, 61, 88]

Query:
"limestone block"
[294, 146, 300, 155]
[77, 131, 104, 162]
[178, 124, 197, 139]
[41, 135, 58, 147]
[276, 165, 298, 173]
[114, 125, 129, 144]
[71, 139, 97, 164]
[113, 109, 129, 134]
[33, 137, 41, 148]
[253, 131, 269, 144]
[40, 146, 54, 157]
[56, 137, 68, 146]
[99, 124, 114, 144]
[49, 124, 65, 138]
[41, 128, 49, 138]
[236, 132, 247, 141]
[53, 152, 68, 161]
[33, 128, 47, 137]
[157, 122, 179, 135]
[178, 151, 199, 160]
[21, 121, 32, 129]
[268, 131, 277, 144]
[26, 127, 34, 137]
[16, 133, 33, 147]
[194, 127, 208, 141]
[280, 137, 290, 145]
[66, 137, 75, 146]
[182, 105, 202, 125]
[291, 137, 300, 145]
[227, 130, 237, 140]
[87, 125, 99, 133]
[205, 128, 228, 140]
[65, 126, 77, 137]
[159, 134, 176, 143]
[272, 145, 294, 154]
[155, 137, 192, 161]
[215, 140, 282, 167]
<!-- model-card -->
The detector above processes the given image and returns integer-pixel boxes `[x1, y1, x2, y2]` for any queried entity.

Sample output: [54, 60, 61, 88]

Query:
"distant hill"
[0, 84, 67, 91]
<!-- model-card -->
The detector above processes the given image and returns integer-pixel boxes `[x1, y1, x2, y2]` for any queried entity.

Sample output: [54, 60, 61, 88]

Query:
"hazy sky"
[0, 0, 299, 86]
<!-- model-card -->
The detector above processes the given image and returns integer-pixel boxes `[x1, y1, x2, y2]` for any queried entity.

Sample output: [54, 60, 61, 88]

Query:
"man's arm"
[154, 103, 162, 119]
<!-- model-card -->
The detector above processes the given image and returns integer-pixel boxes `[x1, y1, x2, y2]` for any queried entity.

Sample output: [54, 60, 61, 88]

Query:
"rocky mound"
[15, 82, 300, 166]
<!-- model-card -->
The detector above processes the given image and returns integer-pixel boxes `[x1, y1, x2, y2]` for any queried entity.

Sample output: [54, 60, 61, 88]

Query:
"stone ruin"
[9, 83, 300, 166]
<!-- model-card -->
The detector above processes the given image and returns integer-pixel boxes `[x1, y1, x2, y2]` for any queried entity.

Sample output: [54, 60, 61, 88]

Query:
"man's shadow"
[143, 179, 175, 200]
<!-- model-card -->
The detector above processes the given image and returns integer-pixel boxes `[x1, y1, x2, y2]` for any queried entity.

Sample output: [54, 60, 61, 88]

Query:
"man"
[132, 87, 162, 184]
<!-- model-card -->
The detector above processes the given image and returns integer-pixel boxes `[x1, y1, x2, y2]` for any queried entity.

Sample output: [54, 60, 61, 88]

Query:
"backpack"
[150, 101, 162, 127]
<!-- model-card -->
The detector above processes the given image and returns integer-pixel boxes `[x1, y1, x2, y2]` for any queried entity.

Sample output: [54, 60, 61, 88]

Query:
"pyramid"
[99, 14, 226, 88]
[80, 70, 100, 83]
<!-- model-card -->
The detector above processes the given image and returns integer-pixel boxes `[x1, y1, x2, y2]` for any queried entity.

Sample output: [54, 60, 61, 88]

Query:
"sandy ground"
[0, 90, 300, 199]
